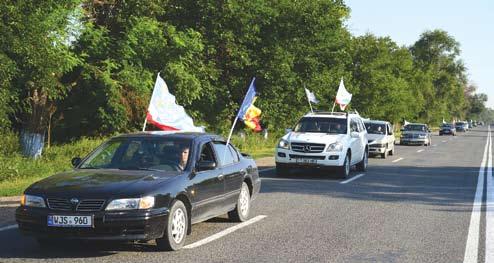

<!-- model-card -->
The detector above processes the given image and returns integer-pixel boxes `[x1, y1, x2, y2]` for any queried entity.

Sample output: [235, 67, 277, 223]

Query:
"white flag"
[145, 74, 204, 132]
[335, 78, 352, 110]
[404, 120, 410, 126]
[304, 88, 319, 104]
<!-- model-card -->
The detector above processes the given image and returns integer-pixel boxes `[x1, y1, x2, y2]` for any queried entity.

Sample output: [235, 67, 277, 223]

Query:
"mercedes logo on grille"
[70, 198, 79, 205]
[304, 145, 311, 152]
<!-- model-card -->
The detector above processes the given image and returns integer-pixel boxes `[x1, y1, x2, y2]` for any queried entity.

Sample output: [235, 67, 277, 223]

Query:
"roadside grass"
[0, 132, 279, 197]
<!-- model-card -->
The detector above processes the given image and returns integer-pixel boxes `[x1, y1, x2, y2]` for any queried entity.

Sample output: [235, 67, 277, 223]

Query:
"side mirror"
[71, 157, 82, 168]
[285, 128, 293, 134]
[196, 161, 216, 171]
[350, 131, 359, 138]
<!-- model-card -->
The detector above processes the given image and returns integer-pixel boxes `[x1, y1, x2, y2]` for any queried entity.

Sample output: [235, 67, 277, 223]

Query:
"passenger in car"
[178, 146, 190, 171]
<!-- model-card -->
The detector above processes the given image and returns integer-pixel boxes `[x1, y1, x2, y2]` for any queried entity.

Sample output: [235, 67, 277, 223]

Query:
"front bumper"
[15, 206, 168, 241]
[400, 138, 427, 144]
[275, 148, 346, 167]
[369, 146, 386, 154]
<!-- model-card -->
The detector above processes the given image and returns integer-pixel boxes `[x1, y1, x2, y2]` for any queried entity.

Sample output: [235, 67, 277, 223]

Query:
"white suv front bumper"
[275, 148, 347, 167]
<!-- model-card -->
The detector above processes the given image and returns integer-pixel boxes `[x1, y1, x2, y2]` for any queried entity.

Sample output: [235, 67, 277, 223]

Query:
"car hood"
[284, 132, 347, 144]
[26, 169, 179, 198]
[367, 134, 386, 143]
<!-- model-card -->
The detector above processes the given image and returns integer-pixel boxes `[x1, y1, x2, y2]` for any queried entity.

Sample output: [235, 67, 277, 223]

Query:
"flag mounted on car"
[236, 78, 262, 132]
[143, 73, 204, 132]
[304, 88, 319, 104]
[335, 78, 352, 110]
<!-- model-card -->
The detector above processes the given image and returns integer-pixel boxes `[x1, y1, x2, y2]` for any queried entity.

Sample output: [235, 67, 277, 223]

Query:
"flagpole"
[142, 118, 147, 131]
[331, 101, 336, 114]
[304, 84, 314, 113]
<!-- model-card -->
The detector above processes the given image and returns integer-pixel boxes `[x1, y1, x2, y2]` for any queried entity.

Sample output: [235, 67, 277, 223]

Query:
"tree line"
[0, 0, 490, 157]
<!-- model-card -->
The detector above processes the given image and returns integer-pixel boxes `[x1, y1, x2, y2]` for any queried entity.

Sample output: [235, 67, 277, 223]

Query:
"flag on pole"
[404, 120, 410, 126]
[335, 78, 352, 110]
[304, 88, 319, 104]
[236, 78, 262, 132]
[442, 118, 446, 124]
[145, 74, 204, 132]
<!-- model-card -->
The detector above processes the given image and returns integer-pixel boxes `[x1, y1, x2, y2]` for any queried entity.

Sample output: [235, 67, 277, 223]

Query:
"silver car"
[400, 123, 432, 146]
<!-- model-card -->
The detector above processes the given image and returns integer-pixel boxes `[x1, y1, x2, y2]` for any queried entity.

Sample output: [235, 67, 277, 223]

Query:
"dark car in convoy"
[455, 121, 469, 132]
[439, 123, 456, 136]
[16, 132, 260, 251]
[400, 123, 432, 146]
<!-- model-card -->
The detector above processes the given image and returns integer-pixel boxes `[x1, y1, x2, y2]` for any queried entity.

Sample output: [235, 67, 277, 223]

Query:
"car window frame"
[212, 141, 238, 168]
[196, 141, 218, 172]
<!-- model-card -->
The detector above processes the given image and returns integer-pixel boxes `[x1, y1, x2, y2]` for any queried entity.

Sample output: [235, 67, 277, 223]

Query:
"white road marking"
[0, 224, 17, 232]
[392, 158, 404, 163]
[442, 140, 447, 143]
[259, 167, 275, 173]
[417, 149, 424, 153]
[340, 174, 365, 184]
[486, 127, 494, 262]
[184, 215, 267, 249]
[463, 126, 490, 263]
[262, 177, 334, 184]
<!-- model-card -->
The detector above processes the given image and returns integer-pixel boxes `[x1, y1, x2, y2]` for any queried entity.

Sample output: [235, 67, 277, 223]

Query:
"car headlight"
[326, 142, 343, 152]
[277, 139, 290, 150]
[21, 194, 46, 208]
[106, 196, 155, 211]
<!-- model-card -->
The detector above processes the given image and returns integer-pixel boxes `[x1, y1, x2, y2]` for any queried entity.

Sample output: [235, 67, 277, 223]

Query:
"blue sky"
[345, 0, 494, 108]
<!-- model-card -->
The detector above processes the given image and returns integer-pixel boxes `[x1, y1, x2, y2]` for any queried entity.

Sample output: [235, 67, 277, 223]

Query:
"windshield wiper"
[118, 167, 162, 172]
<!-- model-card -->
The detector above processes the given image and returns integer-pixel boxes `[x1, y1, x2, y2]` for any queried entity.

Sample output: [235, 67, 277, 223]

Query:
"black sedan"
[439, 123, 456, 136]
[16, 132, 261, 251]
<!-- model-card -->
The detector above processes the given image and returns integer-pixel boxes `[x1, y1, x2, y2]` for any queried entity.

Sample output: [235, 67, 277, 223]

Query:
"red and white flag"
[145, 74, 204, 132]
[335, 78, 352, 110]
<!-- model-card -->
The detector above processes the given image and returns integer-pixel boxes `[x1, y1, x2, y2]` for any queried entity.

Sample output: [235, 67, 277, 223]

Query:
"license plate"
[47, 215, 93, 227]
[295, 158, 317, 165]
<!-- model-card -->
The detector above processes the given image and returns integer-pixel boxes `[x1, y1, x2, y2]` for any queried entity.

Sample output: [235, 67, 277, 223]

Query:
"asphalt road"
[0, 127, 492, 263]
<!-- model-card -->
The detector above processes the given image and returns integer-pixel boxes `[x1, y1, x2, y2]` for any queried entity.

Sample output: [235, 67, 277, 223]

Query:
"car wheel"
[338, 153, 351, 179]
[356, 149, 368, 172]
[156, 200, 188, 251]
[381, 145, 388, 159]
[228, 182, 250, 222]
[389, 145, 394, 156]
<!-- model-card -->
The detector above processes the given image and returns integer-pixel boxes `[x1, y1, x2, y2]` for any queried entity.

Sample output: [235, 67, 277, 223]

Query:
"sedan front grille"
[47, 198, 106, 211]
[77, 200, 106, 211]
[290, 143, 326, 153]
[47, 198, 72, 211]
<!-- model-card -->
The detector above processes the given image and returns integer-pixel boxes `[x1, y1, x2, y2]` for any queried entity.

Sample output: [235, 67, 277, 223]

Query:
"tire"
[338, 153, 351, 179]
[228, 182, 251, 222]
[381, 145, 388, 159]
[276, 165, 289, 176]
[389, 145, 394, 156]
[156, 200, 188, 251]
[356, 149, 368, 172]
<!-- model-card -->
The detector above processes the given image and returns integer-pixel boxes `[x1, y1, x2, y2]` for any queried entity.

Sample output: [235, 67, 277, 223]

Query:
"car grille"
[47, 198, 106, 211]
[290, 143, 326, 153]
[289, 154, 326, 160]
[369, 144, 385, 148]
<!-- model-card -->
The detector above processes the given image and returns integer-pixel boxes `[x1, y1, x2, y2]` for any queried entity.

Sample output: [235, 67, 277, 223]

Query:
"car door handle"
[217, 174, 224, 180]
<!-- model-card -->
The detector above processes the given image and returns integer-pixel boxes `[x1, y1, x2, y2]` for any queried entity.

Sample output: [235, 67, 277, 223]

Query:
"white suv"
[275, 112, 369, 178]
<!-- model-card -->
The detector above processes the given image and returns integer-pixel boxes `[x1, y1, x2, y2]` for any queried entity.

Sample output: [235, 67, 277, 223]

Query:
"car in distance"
[16, 132, 260, 251]
[400, 123, 432, 146]
[439, 123, 457, 136]
[364, 120, 395, 158]
[455, 121, 468, 132]
[275, 111, 368, 178]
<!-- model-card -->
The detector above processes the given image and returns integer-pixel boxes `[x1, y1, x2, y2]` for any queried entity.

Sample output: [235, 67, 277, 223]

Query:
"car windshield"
[294, 117, 347, 134]
[79, 137, 192, 172]
[365, 123, 386, 134]
[404, 124, 427, 132]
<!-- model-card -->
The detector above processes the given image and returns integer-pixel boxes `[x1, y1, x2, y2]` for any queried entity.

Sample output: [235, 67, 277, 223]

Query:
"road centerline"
[417, 149, 424, 153]
[184, 215, 267, 249]
[340, 173, 365, 184]
[392, 157, 404, 163]
[486, 127, 494, 263]
[463, 126, 490, 263]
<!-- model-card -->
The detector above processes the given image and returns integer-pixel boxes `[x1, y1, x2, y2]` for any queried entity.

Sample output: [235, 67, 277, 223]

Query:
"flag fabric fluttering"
[236, 78, 262, 132]
[335, 78, 352, 110]
[442, 118, 446, 124]
[304, 88, 319, 104]
[144, 74, 204, 132]
[404, 120, 410, 126]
